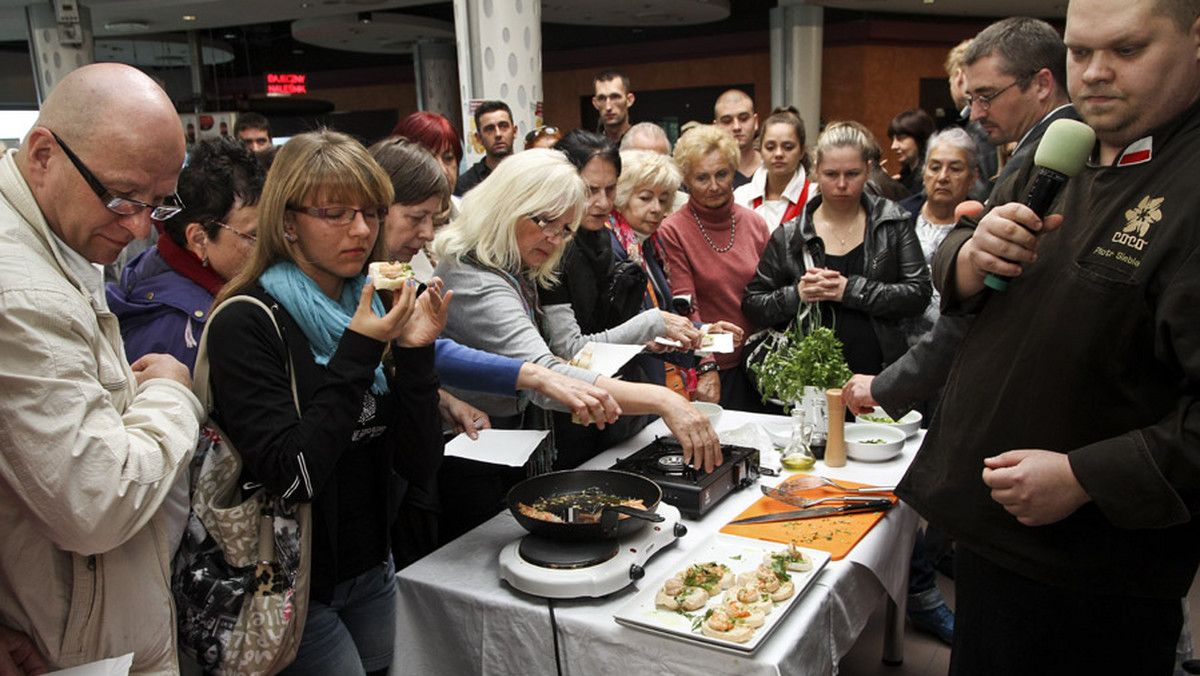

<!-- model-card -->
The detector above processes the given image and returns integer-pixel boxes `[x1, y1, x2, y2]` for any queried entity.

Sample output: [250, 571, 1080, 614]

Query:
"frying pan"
[507, 469, 663, 541]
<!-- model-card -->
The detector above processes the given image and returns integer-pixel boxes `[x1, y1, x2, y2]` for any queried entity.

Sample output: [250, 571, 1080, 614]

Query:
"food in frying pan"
[517, 487, 646, 523]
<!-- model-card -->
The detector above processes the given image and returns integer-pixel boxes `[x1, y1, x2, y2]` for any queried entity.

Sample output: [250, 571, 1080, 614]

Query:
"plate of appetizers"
[613, 533, 830, 653]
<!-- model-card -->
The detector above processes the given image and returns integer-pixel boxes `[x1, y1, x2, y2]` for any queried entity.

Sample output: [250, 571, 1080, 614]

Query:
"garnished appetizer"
[765, 543, 815, 573]
[368, 261, 415, 290]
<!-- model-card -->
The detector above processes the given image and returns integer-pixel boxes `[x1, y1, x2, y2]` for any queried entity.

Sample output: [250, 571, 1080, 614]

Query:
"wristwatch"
[696, 361, 719, 375]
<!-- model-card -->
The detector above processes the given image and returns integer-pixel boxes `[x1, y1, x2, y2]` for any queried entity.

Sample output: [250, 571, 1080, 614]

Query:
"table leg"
[883, 595, 905, 666]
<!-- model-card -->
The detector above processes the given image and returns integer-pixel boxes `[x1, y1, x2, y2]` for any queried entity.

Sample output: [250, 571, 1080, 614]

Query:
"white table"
[391, 411, 922, 675]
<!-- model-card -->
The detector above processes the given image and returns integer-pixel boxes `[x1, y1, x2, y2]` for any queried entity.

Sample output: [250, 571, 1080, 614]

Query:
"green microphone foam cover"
[1033, 118, 1095, 177]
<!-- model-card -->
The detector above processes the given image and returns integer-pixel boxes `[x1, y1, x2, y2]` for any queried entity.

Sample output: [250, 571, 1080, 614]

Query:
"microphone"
[984, 118, 1095, 292]
[955, 200, 985, 221]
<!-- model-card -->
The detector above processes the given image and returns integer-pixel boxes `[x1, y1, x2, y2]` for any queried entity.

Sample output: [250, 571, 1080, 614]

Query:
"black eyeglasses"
[210, 220, 257, 243]
[527, 213, 574, 241]
[963, 72, 1037, 112]
[49, 130, 184, 220]
[288, 205, 389, 226]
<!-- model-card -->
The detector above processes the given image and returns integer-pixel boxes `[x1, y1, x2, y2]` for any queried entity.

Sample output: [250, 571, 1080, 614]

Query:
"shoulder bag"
[172, 296, 312, 676]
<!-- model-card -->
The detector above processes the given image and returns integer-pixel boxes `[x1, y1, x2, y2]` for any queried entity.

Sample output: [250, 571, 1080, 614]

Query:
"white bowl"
[842, 423, 907, 462]
[761, 421, 792, 447]
[855, 409, 922, 438]
[691, 401, 723, 429]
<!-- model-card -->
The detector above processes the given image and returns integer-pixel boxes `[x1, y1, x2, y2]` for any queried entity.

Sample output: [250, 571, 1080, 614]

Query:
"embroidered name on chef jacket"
[1085, 194, 1164, 275]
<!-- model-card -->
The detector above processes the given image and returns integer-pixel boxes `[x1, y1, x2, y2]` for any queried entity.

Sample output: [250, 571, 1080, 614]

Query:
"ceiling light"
[104, 20, 150, 32]
[182, 14, 197, 21]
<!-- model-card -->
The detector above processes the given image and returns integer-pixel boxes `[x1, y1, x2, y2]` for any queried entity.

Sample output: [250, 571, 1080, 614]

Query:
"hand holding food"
[349, 278, 415, 343]
[660, 311, 702, 350]
[516, 363, 621, 428]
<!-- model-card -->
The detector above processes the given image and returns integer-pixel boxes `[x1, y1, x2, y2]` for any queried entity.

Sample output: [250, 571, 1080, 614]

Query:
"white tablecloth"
[392, 411, 922, 675]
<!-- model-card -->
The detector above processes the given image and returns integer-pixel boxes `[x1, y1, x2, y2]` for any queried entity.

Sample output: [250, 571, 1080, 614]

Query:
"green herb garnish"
[749, 315, 853, 411]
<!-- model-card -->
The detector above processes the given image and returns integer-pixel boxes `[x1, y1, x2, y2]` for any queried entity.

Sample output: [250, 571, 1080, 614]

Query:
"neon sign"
[266, 73, 307, 96]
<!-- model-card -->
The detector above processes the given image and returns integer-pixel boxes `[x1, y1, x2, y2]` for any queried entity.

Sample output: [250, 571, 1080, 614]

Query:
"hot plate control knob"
[674, 523, 688, 537]
[629, 564, 645, 581]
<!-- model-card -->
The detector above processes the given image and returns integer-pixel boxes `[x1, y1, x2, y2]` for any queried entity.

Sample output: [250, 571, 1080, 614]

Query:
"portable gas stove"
[610, 437, 760, 518]
[499, 502, 685, 598]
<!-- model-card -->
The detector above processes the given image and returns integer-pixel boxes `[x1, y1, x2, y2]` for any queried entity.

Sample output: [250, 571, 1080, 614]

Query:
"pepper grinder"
[824, 388, 846, 467]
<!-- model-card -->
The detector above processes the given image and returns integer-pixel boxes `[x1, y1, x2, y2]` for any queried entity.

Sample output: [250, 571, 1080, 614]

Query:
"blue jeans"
[281, 557, 397, 676]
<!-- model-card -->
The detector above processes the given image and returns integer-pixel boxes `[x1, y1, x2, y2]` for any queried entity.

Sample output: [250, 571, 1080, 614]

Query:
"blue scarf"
[260, 261, 390, 394]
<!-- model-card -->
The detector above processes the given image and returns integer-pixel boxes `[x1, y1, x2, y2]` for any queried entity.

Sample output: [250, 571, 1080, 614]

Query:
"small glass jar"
[781, 407, 816, 471]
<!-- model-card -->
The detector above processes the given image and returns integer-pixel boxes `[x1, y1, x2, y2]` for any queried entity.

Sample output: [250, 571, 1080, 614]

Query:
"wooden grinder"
[824, 388, 846, 467]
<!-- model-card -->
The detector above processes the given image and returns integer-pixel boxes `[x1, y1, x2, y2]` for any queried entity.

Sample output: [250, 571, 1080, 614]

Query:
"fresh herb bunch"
[749, 318, 853, 410]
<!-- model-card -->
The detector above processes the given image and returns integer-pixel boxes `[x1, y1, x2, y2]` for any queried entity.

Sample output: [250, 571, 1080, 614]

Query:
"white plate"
[613, 533, 830, 654]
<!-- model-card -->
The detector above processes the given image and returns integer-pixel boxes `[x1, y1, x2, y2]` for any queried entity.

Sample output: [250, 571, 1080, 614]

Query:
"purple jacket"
[106, 247, 213, 372]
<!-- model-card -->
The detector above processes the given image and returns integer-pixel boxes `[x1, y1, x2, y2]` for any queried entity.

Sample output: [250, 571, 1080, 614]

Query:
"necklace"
[691, 207, 737, 253]
[815, 208, 861, 248]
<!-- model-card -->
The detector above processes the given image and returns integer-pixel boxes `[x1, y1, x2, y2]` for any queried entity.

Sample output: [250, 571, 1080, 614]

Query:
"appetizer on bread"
[369, 261, 415, 290]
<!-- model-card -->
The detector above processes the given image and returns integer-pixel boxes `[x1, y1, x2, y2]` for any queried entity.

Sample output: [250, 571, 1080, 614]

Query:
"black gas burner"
[518, 535, 619, 569]
[611, 437, 759, 518]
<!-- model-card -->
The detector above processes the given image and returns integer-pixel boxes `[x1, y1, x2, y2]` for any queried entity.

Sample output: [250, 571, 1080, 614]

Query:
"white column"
[24, 1, 93, 103]
[452, 0, 542, 163]
[770, 0, 823, 146]
[414, 40, 461, 124]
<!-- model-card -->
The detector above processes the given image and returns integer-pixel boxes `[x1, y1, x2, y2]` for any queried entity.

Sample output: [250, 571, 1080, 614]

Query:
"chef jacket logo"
[1112, 195, 1162, 250]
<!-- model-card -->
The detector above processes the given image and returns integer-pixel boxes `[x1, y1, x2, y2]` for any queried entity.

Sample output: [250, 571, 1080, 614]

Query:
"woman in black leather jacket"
[743, 122, 931, 374]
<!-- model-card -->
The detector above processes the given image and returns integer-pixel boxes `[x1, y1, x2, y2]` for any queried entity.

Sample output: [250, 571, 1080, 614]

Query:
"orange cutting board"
[719, 477, 897, 560]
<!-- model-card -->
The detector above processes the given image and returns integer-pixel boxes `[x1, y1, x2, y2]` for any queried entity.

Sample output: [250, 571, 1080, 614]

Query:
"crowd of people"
[2, 0, 1200, 673]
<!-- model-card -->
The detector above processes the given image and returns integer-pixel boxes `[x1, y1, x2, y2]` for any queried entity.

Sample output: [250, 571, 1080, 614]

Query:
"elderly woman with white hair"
[896, 126, 980, 343]
[610, 149, 742, 402]
[432, 148, 720, 540]
[658, 125, 772, 411]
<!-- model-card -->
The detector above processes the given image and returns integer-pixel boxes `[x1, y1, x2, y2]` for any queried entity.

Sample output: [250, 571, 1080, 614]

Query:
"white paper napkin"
[444, 429, 550, 467]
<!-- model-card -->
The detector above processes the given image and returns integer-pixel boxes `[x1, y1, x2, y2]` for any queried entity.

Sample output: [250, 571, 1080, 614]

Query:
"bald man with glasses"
[0, 63, 204, 673]
[962, 16, 1079, 191]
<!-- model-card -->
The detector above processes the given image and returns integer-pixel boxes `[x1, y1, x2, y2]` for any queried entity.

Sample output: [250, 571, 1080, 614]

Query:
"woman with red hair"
[391, 111, 463, 195]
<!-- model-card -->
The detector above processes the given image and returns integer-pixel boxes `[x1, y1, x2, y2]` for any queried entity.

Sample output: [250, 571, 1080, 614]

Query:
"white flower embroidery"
[1123, 195, 1163, 238]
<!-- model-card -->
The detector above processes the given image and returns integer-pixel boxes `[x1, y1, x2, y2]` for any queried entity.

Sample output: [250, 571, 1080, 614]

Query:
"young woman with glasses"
[205, 129, 446, 675]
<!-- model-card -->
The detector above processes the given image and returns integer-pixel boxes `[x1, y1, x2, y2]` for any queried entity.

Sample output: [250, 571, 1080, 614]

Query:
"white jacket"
[0, 150, 204, 674]
[733, 166, 816, 233]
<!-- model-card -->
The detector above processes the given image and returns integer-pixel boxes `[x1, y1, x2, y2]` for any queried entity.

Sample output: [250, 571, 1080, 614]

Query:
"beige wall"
[283, 39, 955, 153]
[822, 44, 952, 162]
[544, 52, 774, 130]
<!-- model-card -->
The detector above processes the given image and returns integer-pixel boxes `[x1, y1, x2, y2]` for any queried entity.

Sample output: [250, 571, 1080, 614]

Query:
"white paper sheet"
[568, 342, 644, 377]
[654, 331, 735, 353]
[49, 653, 133, 676]
[443, 429, 550, 467]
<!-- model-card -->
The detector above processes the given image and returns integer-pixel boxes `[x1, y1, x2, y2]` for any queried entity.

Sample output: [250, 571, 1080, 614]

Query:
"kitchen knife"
[727, 499, 893, 526]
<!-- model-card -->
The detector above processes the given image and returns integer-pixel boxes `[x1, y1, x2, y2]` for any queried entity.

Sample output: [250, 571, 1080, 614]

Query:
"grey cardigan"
[436, 255, 601, 417]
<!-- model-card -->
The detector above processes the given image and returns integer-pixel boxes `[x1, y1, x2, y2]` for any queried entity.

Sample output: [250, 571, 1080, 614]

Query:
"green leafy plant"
[749, 318, 853, 411]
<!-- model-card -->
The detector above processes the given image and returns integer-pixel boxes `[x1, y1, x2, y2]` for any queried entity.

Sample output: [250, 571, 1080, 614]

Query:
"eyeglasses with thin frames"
[527, 213, 574, 241]
[49, 130, 184, 220]
[963, 72, 1036, 112]
[288, 205, 389, 227]
[210, 220, 257, 243]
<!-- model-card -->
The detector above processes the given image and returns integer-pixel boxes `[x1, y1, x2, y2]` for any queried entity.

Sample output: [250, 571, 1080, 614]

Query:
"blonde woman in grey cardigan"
[433, 149, 721, 538]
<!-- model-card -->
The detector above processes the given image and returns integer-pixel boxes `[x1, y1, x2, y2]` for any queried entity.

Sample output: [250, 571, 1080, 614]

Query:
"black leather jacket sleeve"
[842, 213, 932, 320]
[742, 222, 805, 330]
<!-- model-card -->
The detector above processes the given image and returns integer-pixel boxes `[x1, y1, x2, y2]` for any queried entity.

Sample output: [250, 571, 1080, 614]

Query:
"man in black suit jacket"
[843, 15, 1080, 420]
[962, 17, 1079, 192]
